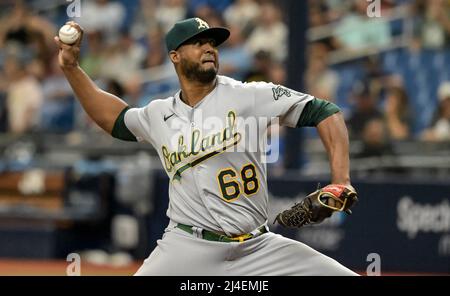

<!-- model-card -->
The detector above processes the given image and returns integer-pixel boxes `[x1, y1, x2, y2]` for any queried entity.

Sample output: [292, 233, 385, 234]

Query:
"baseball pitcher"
[55, 18, 358, 276]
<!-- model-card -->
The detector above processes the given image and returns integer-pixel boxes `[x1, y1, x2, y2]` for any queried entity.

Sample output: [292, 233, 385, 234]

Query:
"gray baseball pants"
[134, 224, 358, 276]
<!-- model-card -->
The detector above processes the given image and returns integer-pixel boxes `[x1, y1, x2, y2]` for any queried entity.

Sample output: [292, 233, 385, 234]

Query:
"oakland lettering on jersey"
[162, 111, 242, 179]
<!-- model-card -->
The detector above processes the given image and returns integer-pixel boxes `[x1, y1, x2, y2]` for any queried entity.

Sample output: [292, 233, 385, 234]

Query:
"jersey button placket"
[191, 108, 203, 196]
[189, 109, 196, 130]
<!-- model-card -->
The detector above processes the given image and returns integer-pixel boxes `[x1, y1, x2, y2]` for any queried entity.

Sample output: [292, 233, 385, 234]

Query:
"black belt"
[177, 223, 268, 243]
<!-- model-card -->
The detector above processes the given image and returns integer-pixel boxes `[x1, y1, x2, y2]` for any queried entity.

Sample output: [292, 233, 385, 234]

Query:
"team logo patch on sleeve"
[272, 86, 292, 101]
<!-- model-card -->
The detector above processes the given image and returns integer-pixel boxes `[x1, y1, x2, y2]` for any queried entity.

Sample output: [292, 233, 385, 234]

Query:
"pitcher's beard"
[181, 59, 217, 83]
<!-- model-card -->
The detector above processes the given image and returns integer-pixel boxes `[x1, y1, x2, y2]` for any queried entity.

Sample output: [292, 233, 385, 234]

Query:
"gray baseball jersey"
[124, 75, 313, 236]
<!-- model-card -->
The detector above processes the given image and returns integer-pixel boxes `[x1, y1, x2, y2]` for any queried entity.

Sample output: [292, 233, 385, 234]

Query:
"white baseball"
[58, 24, 80, 45]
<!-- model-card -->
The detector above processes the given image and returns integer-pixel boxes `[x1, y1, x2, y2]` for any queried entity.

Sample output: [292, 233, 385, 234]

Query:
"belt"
[177, 223, 268, 243]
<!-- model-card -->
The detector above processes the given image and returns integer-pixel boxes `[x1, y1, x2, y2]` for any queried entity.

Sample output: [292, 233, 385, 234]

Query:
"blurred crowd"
[0, 0, 291, 134]
[307, 0, 450, 152]
[0, 0, 448, 158]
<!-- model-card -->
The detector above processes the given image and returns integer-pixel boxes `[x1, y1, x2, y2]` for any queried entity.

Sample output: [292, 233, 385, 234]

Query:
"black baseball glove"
[274, 184, 358, 228]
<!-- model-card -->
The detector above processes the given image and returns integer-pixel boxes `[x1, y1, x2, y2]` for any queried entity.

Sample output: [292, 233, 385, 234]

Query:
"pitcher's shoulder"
[131, 96, 176, 120]
[140, 95, 175, 109]
[217, 75, 274, 90]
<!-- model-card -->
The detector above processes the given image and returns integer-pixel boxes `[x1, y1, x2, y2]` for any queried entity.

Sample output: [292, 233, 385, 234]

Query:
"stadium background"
[0, 0, 449, 275]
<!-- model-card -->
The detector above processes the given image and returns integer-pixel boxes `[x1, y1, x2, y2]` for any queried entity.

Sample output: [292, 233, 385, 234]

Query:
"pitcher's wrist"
[61, 63, 79, 71]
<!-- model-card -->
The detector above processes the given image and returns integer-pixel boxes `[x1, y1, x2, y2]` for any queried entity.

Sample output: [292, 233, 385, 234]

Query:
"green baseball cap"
[165, 18, 230, 52]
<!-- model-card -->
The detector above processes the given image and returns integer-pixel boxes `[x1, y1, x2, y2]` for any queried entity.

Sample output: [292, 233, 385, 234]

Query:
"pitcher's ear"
[169, 50, 179, 63]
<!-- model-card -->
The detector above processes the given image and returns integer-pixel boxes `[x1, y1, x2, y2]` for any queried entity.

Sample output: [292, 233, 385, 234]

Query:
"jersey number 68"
[217, 163, 260, 202]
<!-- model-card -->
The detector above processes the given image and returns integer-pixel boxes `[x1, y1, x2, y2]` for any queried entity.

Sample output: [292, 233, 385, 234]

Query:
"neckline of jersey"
[175, 78, 220, 111]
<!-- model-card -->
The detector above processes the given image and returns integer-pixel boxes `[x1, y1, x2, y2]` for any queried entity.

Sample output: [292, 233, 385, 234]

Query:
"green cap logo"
[195, 18, 209, 30]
